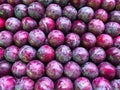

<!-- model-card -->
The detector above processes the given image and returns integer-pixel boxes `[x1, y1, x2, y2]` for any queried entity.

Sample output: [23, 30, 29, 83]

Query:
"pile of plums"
[0, 0, 120, 90]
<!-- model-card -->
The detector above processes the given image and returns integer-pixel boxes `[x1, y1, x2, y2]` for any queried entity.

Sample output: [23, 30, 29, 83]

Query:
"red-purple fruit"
[64, 61, 81, 79]
[4, 45, 19, 62]
[56, 17, 72, 34]
[101, 0, 116, 11]
[110, 11, 120, 23]
[28, 29, 46, 47]
[92, 77, 113, 90]
[22, 17, 37, 31]
[0, 76, 16, 90]
[72, 20, 86, 35]
[69, 0, 87, 8]
[105, 22, 120, 37]
[78, 6, 94, 23]
[81, 62, 99, 79]
[37, 45, 55, 62]
[0, 0, 6, 4]
[5, 17, 21, 32]
[89, 47, 106, 64]
[55, 45, 72, 63]
[0, 47, 4, 60]
[15, 76, 34, 90]
[65, 33, 80, 49]
[26, 60, 45, 79]
[98, 62, 116, 80]
[0, 18, 5, 30]
[35, 77, 54, 90]
[37, 0, 53, 7]
[81, 32, 96, 49]
[54, 0, 68, 7]
[74, 77, 93, 90]
[13, 30, 29, 47]
[46, 4, 62, 20]
[95, 9, 108, 22]
[63, 5, 77, 21]
[88, 19, 105, 36]
[116, 0, 120, 10]
[55, 77, 73, 90]
[0, 31, 13, 47]
[39, 17, 55, 34]
[97, 34, 113, 49]
[48, 30, 65, 47]
[12, 61, 26, 77]
[114, 36, 120, 49]
[116, 65, 120, 78]
[28, 2, 45, 20]
[18, 45, 36, 63]
[72, 47, 89, 64]
[0, 60, 11, 76]
[111, 79, 120, 90]
[14, 4, 28, 20]
[106, 47, 120, 65]
[87, 0, 101, 10]
[0, 4, 14, 19]
[22, 0, 35, 5]
[7, 0, 21, 6]
[46, 61, 63, 80]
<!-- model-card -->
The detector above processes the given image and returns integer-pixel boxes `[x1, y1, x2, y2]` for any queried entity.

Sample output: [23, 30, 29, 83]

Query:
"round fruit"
[0, 18, 5, 30]
[37, 0, 53, 7]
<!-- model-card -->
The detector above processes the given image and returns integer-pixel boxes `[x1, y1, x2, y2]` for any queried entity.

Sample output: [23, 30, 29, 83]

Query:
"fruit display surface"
[0, 0, 120, 90]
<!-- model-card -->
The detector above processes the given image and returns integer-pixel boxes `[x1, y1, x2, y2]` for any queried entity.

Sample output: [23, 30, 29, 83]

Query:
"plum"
[18, 45, 36, 63]
[55, 45, 72, 63]
[37, 0, 53, 7]
[46, 60, 63, 80]
[95, 9, 108, 22]
[105, 22, 120, 37]
[26, 60, 45, 79]
[89, 47, 106, 64]
[39, 17, 55, 34]
[74, 77, 93, 90]
[0, 4, 14, 19]
[116, 65, 120, 78]
[106, 47, 120, 65]
[81, 32, 96, 49]
[101, 0, 116, 11]
[15, 76, 34, 90]
[116, 0, 120, 10]
[72, 47, 89, 64]
[28, 29, 46, 47]
[92, 77, 113, 90]
[88, 19, 105, 36]
[63, 5, 77, 21]
[110, 11, 120, 24]
[12, 61, 26, 77]
[0, 76, 16, 90]
[111, 79, 120, 90]
[97, 34, 113, 49]
[72, 20, 87, 35]
[22, 0, 35, 5]
[78, 6, 94, 23]
[87, 0, 101, 10]
[55, 77, 73, 90]
[65, 33, 80, 49]
[28, 2, 45, 20]
[0, 47, 4, 60]
[5, 17, 21, 32]
[0, 60, 12, 77]
[0, 31, 13, 47]
[64, 61, 81, 79]
[13, 30, 29, 47]
[14, 4, 28, 20]
[35, 77, 54, 90]
[54, 0, 68, 7]
[98, 62, 116, 80]
[56, 17, 72, 34]
[22, 17, 37, 31]
[46, 4, 62, 20]
[7, 0, 21, 6]
[81, 62, 99, 79]
[4, 45, 19, 62]
[37, 45, 55, 62]
[48, 30, 65, 47]
[0, 18, 5, 30]
[0, 0, 6, 4]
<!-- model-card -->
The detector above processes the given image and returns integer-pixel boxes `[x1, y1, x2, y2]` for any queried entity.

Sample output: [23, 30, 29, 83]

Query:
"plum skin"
[116, 65, 120, 78]
[0, 18, 5, 30]
[0, 47, 4, 60]
[111, 79, 120, 90]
